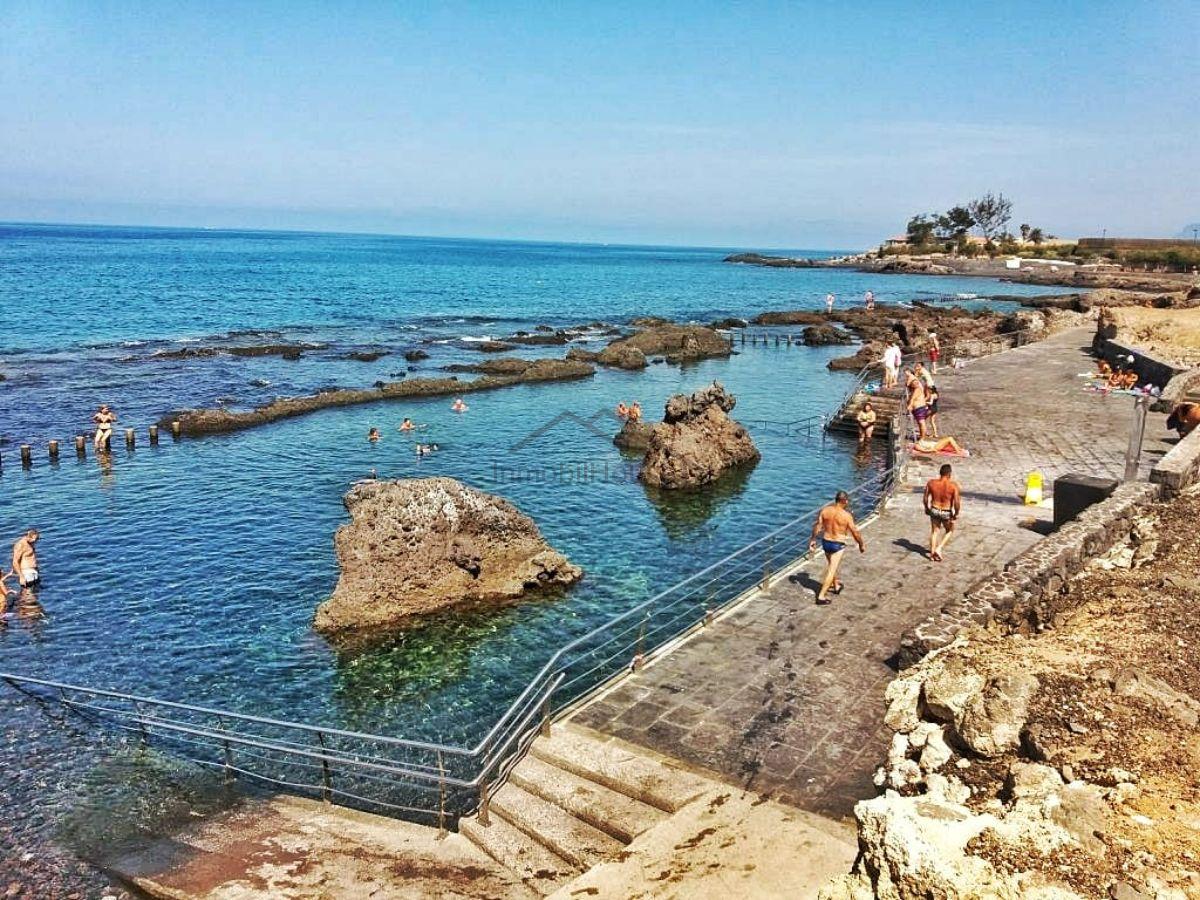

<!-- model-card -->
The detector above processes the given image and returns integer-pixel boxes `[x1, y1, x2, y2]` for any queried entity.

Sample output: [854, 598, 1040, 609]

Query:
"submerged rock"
[803, 324, 854, 346]
[314, 478, 582, 634]
[640, 382, 759, 489]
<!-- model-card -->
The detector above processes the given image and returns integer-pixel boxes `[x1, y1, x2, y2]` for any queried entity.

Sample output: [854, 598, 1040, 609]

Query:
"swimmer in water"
[399, 418, 415, 431]
[616, 402, 629, 420]
[368, 427, 380, 442]
[451, 398, 468, 413]
[629, 401, 642, 423]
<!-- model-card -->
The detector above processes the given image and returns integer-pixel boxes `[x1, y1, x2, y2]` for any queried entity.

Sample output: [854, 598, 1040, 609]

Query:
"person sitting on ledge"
[913, 435, 968, 455]
[628, 401, 642, 422]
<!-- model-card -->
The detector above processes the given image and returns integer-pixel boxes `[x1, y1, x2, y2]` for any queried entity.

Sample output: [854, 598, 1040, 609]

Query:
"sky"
[1, 1, 1197, 249]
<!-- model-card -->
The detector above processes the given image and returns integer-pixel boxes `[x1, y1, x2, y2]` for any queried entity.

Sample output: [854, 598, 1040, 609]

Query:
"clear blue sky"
[2, 1, 1196, 248]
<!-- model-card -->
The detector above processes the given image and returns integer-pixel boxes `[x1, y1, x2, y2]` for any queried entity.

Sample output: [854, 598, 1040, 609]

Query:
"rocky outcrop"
[403, 349, 429, 362]
[600, 324, 730, 367]
[750, 310, 827, 326]
[613, 419, 654, 451]
[164, 359, 595, 435]
[803, 324, 853, 346]
[314, 478, 582, 633]
[640, 382, 759, 489]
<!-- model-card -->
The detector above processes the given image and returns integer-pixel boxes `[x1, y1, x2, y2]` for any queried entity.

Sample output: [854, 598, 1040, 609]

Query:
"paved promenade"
[572, 327, 1172, 819]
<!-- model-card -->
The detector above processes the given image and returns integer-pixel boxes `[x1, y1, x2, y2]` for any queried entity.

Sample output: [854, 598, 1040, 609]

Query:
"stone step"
[491, 782, 624, 869]
[510, 754, 666, 843]
[459, 811, 579, 896]
[530, 727, 709, 814]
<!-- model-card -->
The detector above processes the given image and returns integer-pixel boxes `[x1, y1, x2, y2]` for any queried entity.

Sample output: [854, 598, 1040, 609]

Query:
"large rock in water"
[314, 478, 582, 634]
[640, 382, 760, 489]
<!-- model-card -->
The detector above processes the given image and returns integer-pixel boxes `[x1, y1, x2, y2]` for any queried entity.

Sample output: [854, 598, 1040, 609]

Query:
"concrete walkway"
[571, 327, 1172, 819]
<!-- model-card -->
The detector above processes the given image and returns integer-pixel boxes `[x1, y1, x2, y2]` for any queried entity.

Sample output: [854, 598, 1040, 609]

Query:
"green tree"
[967, 192, 1014, 241]
[936, 206, 975, 240]
[906, 215, 936, 246]
[1029, 227, 1045, 244]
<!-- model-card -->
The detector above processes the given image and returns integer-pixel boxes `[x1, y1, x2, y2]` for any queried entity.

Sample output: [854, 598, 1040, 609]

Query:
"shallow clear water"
[0, 225, 1063, 748]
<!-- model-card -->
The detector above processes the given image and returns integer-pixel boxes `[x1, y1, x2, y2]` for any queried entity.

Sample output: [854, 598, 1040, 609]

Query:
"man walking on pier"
[809, 491, 865, 604]
[923, 464, 961, 562]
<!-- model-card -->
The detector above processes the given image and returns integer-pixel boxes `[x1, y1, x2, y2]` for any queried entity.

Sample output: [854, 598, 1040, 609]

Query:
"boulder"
[955, 673, 1039, 757]
[922, 659, 985, 725]
[640, 382, 760, 489]
[313, 478, 582, 634]
[403, 349, 429, 362]
[613, 419, 655, 451]
[596, 343, 648, 369]
[751, 310, 827, 326]
[601, 324, 730, 366]
[803, 324, 854, 346]
[565, 347, 600, 363]
[709, 317, 749, 330]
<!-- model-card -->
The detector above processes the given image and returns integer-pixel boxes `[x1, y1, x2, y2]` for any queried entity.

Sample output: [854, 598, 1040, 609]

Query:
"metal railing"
[1, 385, 912, 828]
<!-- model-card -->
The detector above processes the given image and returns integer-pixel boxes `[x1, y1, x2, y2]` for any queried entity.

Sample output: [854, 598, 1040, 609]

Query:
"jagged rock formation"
[640, 382, 759, 489]
[802, 324, 853, 346]
[314, 478, 582, 633]
[598, 324, 730, 368]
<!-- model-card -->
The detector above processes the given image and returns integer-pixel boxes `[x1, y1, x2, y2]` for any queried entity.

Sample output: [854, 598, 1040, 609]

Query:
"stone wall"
[1153, 366, 1200, 413]
[898, 482, 1160, 667]
[1149, 425, 1200, 497]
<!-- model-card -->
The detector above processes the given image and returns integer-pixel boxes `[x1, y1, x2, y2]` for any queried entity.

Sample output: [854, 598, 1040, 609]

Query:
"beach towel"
[908, 443, 970, 457]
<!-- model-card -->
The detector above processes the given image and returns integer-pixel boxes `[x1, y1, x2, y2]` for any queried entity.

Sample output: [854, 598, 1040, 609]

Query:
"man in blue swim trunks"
[809, 491, 866, 605]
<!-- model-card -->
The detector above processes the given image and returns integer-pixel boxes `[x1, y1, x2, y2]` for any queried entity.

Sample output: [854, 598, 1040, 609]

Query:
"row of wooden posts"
[3, 420, 183, 470]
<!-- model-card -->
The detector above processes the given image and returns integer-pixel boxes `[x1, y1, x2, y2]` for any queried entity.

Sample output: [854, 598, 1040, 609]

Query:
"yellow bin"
[1024, 471, 1044, 505]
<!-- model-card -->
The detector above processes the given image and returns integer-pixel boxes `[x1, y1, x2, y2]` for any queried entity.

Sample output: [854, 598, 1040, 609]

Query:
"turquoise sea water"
[0, 224, 1060, 749]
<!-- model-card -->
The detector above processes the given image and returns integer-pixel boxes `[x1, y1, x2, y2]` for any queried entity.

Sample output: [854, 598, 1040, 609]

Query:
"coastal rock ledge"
[641, 382, 759, 489]
[314, 477, 582, 634]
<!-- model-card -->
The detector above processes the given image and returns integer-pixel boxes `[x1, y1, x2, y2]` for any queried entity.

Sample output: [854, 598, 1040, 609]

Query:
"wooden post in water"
[124, 428, 135, 449]
[148, 424, 159, 445]
[171, 420, 182, 439]
[786, 333, 793, 346]
[739, 331, 745, 345]
[20, 445, 32, 468]
[48, 440, 59, 461]
[774, 334, 780, 346]
[75, 435, 86, 458]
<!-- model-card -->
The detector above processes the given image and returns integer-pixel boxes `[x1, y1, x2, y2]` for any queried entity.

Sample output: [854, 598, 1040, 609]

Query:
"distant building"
[882, 235, 909, 248]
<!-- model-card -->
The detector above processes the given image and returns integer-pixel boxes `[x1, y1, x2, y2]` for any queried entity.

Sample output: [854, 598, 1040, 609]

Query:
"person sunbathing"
[913, 435, 967, 455]
[1120, 371, 1138, 389]
[1097, 360, 1113, 378]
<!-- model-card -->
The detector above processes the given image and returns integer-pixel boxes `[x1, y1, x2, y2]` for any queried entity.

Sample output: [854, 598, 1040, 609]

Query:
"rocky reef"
[314, 478, 582, 634]
[821, 494, 1200, 900]
[640, 382, 759, 489]
[162, 358, 594, 435]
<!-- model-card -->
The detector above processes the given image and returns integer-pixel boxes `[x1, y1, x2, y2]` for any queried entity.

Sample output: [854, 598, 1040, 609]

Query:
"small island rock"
[314, 478, 582, 634]
[640, 382, 759, 489]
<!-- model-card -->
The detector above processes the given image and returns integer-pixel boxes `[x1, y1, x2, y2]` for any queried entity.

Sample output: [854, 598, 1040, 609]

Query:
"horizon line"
[0, 218, 861, 257]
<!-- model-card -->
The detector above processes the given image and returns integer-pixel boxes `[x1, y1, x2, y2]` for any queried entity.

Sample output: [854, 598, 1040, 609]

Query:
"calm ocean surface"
[0, 224, 1058, 748]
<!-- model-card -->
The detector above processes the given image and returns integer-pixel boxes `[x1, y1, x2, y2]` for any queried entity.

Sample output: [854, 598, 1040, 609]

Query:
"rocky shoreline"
[725, 251, 1195, 293]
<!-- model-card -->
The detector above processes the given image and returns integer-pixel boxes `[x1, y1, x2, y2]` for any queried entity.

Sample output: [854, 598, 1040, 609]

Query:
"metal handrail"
[2, 384, 911, 823]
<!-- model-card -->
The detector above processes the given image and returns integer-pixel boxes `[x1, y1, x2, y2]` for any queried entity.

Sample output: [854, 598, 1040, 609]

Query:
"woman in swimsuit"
[927, 385, 940, 438]
[856, 402, 877, 446]
[914, 435, 966, 455]
[629, 402, 642, 423]
[92, 404, 116, 451]
[400, 418, 415, 431]
[451, 398, 468, 413]
[616, 402, 629, 420]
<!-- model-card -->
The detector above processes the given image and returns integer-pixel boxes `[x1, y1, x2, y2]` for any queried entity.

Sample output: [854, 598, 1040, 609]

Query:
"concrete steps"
[459, 725, 693, 895]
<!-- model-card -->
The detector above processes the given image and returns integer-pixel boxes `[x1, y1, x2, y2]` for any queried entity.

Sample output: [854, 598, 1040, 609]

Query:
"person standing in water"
[92, 404, 117, 451]
[864, 290, 875, 310]
[451, 398, 468, 412]
[809, 492, 865, 604]
[10, 530, 39, 589]
[825, 292, 835, 313]
[856, 401, 877, 447]
[923, 464, 962, 561]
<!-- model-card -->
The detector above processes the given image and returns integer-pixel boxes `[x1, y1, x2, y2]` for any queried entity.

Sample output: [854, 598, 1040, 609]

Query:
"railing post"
[316, 730, 332, 802]
[478, 778, 491, 826]
[631, 613, 648, 672]
[132, 700, 149, 747]
[761, 537, 775, 590]
[218, 717, 235, 788]
[436, 751, 447, 840]
[539, 689, 553, 737]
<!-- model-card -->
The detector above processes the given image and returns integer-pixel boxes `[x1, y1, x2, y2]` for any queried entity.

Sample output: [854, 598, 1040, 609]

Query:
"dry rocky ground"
[822, 490, 1200, 899]
[1098, 306, 1200, 368]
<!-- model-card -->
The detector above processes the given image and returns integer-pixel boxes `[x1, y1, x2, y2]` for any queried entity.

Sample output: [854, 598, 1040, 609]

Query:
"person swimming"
[616, 402, 629, 420]
[399, 417, 415, 431]
[451, 398, 468, 412]
[368, 427, 381, 442]
[415, 443, 440, 456]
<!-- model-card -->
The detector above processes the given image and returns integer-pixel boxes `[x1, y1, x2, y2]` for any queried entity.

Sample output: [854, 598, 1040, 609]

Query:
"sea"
[0, 223, 1063, 885]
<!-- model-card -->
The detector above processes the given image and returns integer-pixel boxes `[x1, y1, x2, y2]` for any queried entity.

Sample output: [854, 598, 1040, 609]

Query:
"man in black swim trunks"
[923, 464, 961, 561]
[809, 491, 866, 604]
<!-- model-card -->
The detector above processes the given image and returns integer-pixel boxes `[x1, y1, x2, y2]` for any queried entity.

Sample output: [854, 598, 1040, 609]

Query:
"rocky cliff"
[640, 382, 759, 489]
[314, 478, 582, 634]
